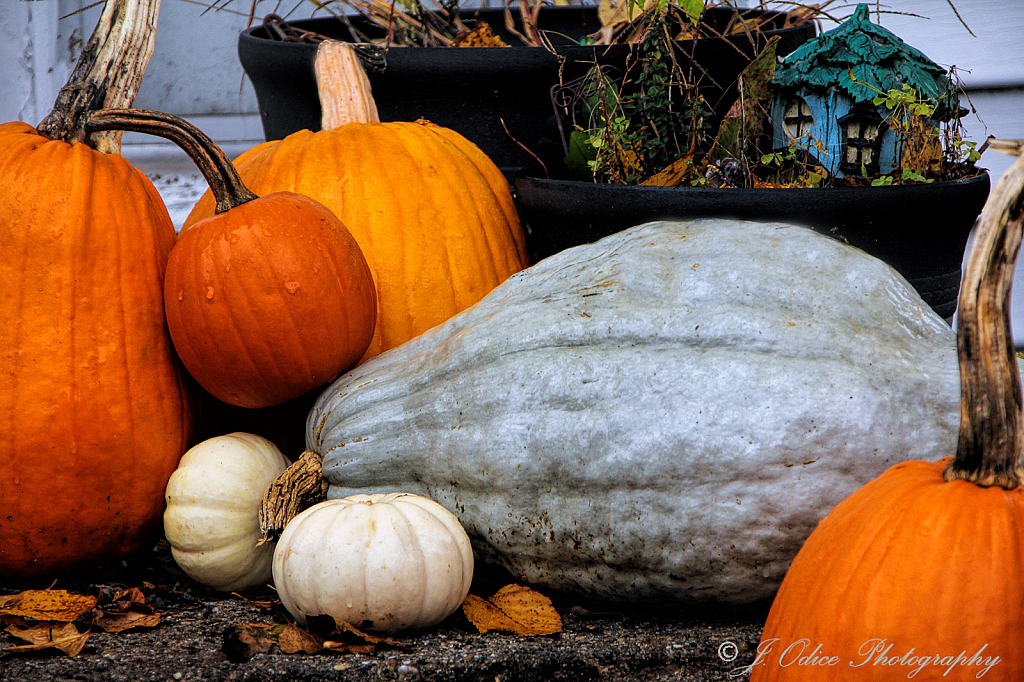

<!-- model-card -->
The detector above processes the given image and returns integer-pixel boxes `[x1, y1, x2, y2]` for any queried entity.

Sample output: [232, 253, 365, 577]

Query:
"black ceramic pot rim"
[514, 169, 991, 197]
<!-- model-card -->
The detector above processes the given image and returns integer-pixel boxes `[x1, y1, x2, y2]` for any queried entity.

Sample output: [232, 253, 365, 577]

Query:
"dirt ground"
[0, 539, 769, 682]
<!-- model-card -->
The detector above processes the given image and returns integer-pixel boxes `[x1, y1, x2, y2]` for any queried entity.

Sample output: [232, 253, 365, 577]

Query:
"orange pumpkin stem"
[84, 108, 258, 214]
[36, 0, 160, 153]
[948, 141, 1024, 490]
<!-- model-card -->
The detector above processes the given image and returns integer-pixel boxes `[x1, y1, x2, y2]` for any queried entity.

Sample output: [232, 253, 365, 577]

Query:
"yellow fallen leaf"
[462, 584, 562, 636]
[0, 590, 97, 622]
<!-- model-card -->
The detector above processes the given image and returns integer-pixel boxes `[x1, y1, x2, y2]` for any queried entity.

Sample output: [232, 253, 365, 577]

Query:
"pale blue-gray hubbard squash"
[309, 218, 984, 605]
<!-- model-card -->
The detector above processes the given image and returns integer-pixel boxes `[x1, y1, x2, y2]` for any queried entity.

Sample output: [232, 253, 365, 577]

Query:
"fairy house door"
[769, 3, 963, 179]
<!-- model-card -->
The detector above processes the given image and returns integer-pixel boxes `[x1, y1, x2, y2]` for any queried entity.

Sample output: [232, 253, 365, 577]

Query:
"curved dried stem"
[84, 108, 258, 215]
[946, 142, 1024, 489]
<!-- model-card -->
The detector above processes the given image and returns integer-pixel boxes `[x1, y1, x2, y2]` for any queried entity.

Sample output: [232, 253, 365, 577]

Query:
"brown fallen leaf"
[640, 155, 693, 188]
[223, 622, 283, 662]
[310, 614, 402, 649]
[92, 609, 161, 633]
[277, 623, 324, 654]
[462, 584, 562, 636]
[0, 589, 97, 622]
[3, 621, 90, 657]
[90, 586, 161, 633]
[222, 616, 401, 662]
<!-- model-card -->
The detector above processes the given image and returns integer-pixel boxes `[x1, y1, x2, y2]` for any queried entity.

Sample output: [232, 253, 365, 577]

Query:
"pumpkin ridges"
[77, 144, 184, 552]
[426, 123, 528, 264]
[218, 202, 330, 388]
[0, 128, 193, 581]
[193, 221, 286, 397]
[167, 226, 267, 397]
[394, 123, 500, 308]
[755, 459, 1024, 681]
[375, 121, 526, 338]
[369, 124, 461, 338]
[420, 120, 526, 297]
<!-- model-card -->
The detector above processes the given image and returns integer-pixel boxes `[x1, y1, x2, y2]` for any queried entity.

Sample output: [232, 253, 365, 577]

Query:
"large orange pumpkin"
[185, 42, 528, 362]
[750, 145, 1024, 681]
[0, 121, 194, 582]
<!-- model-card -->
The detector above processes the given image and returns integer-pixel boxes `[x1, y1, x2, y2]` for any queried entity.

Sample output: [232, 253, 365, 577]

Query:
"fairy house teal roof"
[774, 4, 962, 120]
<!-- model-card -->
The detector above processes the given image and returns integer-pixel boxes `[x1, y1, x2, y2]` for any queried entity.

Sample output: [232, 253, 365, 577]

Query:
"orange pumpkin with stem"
[85, 109, 378, 409]
[750, 143, 1024, 681]
[185, 42, 528, 362]
[0, 0, 195, 582]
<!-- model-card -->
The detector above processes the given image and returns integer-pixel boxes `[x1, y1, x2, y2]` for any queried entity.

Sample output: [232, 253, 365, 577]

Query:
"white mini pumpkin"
[272, 493, 474, 635]
[164, 432, 290, 591]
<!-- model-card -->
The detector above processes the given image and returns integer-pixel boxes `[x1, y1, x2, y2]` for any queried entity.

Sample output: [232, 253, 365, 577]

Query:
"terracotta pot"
[513, 171, 991, 320]
[237, 6, 816, 179]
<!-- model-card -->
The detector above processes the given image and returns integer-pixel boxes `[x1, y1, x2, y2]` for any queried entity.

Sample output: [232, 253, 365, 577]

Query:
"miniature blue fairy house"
[769, 4, 963, 178]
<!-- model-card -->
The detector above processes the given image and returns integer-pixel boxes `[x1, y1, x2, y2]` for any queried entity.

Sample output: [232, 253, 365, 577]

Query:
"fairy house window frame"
[838, 106, 887, 175]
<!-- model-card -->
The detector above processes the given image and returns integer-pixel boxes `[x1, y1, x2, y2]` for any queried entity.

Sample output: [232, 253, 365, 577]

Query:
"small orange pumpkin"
[87, 109, 377, 409]
[751, 144, 1024, 682]
[185, 42, 528, 362]
[167, 191, 376, 408]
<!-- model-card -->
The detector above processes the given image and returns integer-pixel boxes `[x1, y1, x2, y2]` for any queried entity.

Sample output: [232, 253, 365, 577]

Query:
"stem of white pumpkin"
[84, 109, 258, 214]
[258, 450, 330, 544]
[315, 41, 381, 130]
[946, 140, 1024, 490]
[36, 0, 161, 154]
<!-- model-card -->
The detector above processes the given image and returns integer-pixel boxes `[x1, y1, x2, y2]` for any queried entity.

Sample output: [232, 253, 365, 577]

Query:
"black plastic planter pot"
[513, 171, 991, 320]
[238, 7, 815, 179]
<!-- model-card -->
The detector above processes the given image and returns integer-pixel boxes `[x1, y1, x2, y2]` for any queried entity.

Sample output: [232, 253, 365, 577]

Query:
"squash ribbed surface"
[312, 219, 968, 604]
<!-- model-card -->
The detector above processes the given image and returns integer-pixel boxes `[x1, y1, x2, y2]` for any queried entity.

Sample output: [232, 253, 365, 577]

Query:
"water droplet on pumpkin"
[230, 235, 239, 244]
[13, 475, 19, 486]
[224, 264, 231, 272]
[284, 281, 300, 294]
[206, 287, 215, 300]
[177, 289, 184, 301]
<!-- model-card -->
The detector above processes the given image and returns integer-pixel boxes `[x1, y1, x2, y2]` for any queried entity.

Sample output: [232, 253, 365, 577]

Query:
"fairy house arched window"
[782, 97, 814, 140]
[769, 4, 964, 179]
